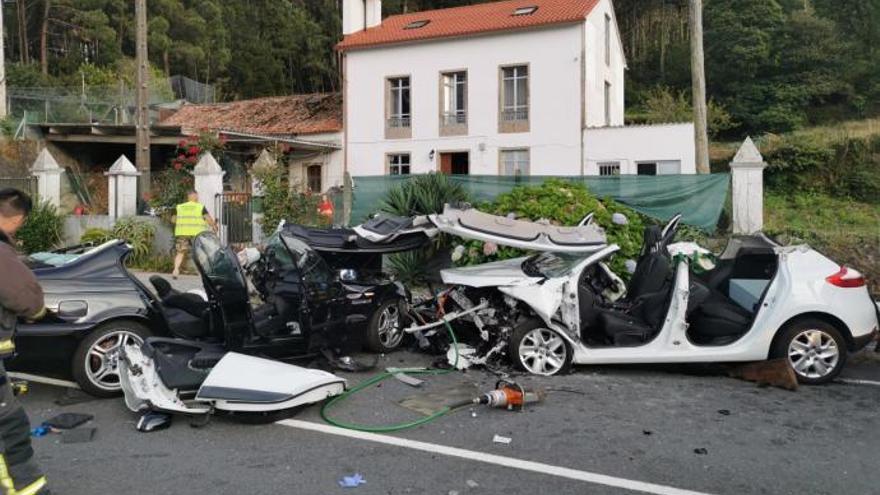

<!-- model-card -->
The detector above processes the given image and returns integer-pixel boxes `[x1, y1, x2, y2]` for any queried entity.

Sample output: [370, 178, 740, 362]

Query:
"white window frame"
[441, 71, 467, 126]
[501, 65, 529, 122]
[500, 149, 530, 177]
[387, 153, 411, 176]
[598, 161, 621, 176]
[605, 14, 612, 66]
[388, 77, 411, 128]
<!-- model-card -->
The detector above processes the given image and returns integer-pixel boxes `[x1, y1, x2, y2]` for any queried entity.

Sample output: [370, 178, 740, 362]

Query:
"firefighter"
[171, 191, 217, 279]
[0, 189, 49, 495]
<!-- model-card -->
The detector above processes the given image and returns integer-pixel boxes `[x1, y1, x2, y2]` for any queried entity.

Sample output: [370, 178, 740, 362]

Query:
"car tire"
[509, 320, 573, 376]
[72, 320, 152, 398]
[771, 318, 847, 385]
[365, 299, 405, 353]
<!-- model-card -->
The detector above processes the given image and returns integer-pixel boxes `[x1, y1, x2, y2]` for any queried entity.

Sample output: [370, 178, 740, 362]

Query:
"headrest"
[149, 275, 173, 298]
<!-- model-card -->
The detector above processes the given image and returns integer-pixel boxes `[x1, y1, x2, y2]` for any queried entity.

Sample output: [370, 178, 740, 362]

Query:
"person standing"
[317, 194, 334, 224]
[172, 191, 217, 279]
[0, 189, 49, 494]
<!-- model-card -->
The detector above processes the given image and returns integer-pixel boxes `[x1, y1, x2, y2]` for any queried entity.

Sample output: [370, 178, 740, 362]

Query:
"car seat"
[687, 287, 753, 345]
[594, 225, 675, 346]
[140, 338, 227, 391]
[149, 276, 210, 339]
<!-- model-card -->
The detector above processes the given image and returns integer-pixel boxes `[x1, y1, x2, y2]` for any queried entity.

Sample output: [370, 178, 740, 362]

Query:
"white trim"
[278, 419, 715, 495]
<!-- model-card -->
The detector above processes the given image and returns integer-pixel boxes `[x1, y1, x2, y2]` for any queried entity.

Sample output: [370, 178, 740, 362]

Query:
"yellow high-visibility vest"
[175, 201, 208, 237]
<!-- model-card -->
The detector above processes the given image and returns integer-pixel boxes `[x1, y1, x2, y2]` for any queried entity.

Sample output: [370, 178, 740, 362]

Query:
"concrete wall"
[583, 123, 697, 175]
[287, 132, 344, 192]
[62, 215, 174, 254]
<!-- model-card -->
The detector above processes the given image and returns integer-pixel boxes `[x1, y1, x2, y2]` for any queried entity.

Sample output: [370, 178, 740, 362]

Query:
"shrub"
[380, 173, 470, 216]
[111, 217, 156, 266]
[453, 179, 646, 277]
[80, 227, 112, 245]
[252, 160, 324, 235]
[17, 201, 63, 254]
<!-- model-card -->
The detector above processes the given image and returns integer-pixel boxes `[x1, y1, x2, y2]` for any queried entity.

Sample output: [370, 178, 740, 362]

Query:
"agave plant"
[379, 173, 470, 216]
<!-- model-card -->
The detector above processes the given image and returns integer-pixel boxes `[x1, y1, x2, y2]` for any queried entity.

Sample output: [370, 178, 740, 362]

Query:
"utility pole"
[135, 0, 151, 193]
[689, 0, 710, 174]
[0, 1, 7, 119]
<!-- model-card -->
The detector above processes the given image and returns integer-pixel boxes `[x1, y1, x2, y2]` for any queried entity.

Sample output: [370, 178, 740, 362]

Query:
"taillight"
[826, 267, 866, 288]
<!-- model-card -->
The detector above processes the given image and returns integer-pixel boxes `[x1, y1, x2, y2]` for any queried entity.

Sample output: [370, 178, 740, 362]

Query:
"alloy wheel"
[86, 330, 145, 392]
[519, 328, 568, 376]
[377, 304, 403, 349]
[788, 329, 840, 380]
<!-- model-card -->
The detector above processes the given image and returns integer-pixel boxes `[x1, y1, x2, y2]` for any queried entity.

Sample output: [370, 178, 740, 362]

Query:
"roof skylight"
[512, 6, 538, 16]
[404, 20, 431, 29]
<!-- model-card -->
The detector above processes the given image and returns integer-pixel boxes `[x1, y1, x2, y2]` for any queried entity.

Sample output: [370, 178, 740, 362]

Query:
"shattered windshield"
[522, 252, 587, 278]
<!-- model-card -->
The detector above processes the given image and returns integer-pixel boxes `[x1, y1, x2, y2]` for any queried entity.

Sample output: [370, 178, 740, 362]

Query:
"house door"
[439, 152, 469, 175]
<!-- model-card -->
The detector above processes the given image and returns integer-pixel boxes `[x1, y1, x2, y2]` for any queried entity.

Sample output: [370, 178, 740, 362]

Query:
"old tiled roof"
[162, 93, 342, 136]
[337, 0, 600, 51]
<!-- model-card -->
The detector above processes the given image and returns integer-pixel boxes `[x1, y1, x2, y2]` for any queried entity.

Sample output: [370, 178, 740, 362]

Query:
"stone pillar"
[730, 137, 767, 235]
[30, 148, 64, 207]
[106, 155, 141, 218]
[251, 149, 275, 244]
[193, 152, 225, 242]
[192, 152, 225, 218]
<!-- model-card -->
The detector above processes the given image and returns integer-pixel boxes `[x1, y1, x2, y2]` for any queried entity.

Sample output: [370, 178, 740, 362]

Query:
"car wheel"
[72, 321, 152, 398]
[365, 299, 405, 353]
[510, 320, 572, 376]
[771, 318, 847, 385]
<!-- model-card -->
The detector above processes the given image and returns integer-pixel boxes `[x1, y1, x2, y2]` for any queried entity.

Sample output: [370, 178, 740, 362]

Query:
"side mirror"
[338, 269, 358, 282]
[57, 300, 88, 319]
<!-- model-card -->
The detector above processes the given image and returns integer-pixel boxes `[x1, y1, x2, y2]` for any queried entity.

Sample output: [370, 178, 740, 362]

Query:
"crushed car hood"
[441, 257, 541, 288]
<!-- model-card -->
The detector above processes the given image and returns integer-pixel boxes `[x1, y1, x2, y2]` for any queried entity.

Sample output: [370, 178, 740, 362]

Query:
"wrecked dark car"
[14, 226, 417, 397]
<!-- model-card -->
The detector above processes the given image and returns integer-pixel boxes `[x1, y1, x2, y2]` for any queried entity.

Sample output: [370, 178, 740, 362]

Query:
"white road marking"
[278, 419, 715, 495]
[838, 378, 880, 387]
[7, 372, 80, 389]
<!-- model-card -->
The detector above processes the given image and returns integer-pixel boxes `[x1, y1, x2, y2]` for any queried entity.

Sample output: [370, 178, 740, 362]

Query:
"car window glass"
[523, 252, 586, 278]
[280, 233, 335, 287]
[193, 233, 246, 290]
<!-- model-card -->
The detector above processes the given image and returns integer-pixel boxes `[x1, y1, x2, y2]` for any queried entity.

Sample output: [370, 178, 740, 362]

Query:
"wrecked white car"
[416, 206, 879, 384]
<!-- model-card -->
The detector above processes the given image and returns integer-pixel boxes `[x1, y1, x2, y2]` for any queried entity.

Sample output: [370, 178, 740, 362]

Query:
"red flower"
[178, 140, 187, 148]
[187, 155, 198, 164]
[187, 146, 200, 156]
[178, 154, 186, 160]
[173, 162, 183, 171]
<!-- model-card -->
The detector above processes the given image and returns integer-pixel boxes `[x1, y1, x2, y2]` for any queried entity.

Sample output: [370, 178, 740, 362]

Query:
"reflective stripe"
[175, 202, 208, 237]
[0, 340, 14, 356]
[0, 455, 47, 495]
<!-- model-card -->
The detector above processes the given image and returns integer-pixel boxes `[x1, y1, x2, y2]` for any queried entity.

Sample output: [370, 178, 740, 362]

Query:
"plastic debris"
[30, 425, 49, 438]
[451, 245, 466, 262]
[466, 480, 479, 488]
[693, 448, 708, 455]
[388, 370, 425, 388]
[339, 473, 366, 488]
[612, 213, 629, 225]
[492, 434, 512, 445]
[718, 409, 731, 416]
[624, 259, 638, 274]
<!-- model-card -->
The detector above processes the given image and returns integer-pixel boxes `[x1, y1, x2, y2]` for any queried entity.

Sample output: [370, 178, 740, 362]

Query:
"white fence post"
[250, 149, 275, 244]
[105, 155, 141, 218]
[730, 137, 767, 235]
[193, 152, 225, 241]
[30, 148, 64, 207]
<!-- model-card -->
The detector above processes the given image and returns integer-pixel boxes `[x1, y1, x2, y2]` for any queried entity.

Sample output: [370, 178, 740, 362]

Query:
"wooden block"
[726, 359, 798, 391]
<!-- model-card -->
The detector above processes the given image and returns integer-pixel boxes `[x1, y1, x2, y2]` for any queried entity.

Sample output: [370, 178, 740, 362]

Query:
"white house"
[338, 0, 696, 178]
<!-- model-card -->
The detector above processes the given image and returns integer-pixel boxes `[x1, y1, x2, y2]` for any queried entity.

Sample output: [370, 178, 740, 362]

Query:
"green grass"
[764, 191, 880, 294]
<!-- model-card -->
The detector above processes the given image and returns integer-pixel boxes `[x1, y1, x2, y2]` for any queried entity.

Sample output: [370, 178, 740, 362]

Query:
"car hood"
[441, 257, 542, 288]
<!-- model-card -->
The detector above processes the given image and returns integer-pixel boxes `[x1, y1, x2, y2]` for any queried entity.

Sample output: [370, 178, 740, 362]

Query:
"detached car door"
[191, 232, 253, 351]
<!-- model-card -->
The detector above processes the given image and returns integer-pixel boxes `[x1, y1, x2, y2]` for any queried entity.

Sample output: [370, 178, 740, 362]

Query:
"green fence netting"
[350, 174, 730, 231]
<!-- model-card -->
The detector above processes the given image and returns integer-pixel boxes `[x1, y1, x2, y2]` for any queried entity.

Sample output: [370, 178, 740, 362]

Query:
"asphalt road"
[18, 347, 880, 495]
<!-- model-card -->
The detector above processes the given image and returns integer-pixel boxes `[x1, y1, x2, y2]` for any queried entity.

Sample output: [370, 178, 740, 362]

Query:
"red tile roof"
[337, 0, 599, 51]
[161, 93, 342, 136]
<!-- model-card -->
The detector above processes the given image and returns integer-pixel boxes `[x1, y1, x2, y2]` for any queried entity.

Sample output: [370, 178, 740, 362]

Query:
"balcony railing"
[501, 108, 529, 122]
[388, 116, 412, 128]
[442, 112, 467, 126]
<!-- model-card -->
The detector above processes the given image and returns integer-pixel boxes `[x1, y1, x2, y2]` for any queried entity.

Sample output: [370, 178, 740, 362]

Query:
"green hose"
[320, 321, 468, 433]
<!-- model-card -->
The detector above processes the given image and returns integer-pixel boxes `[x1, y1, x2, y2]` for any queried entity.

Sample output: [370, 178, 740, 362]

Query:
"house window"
[501, 149, 530, 176]
[598, 162, 621, 176]
[605, 14, 612, 66]
[637, 162, 657, 176]
[501, 65, 529, 123]
[657, 160, 682, 175]
[441, 71, 467, 127]
[404, 20, 430, 29]
[306, 165, 322, 192]
[604, 81, 612, 126]
[388, 77, 411, 128]
[388, 154, 411, 175]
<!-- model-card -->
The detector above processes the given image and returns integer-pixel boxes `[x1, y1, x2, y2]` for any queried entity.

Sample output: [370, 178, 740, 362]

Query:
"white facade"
[287, 132, 345, 192]
[341, 0, 694, 177]
[583, 123, 697, 175]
